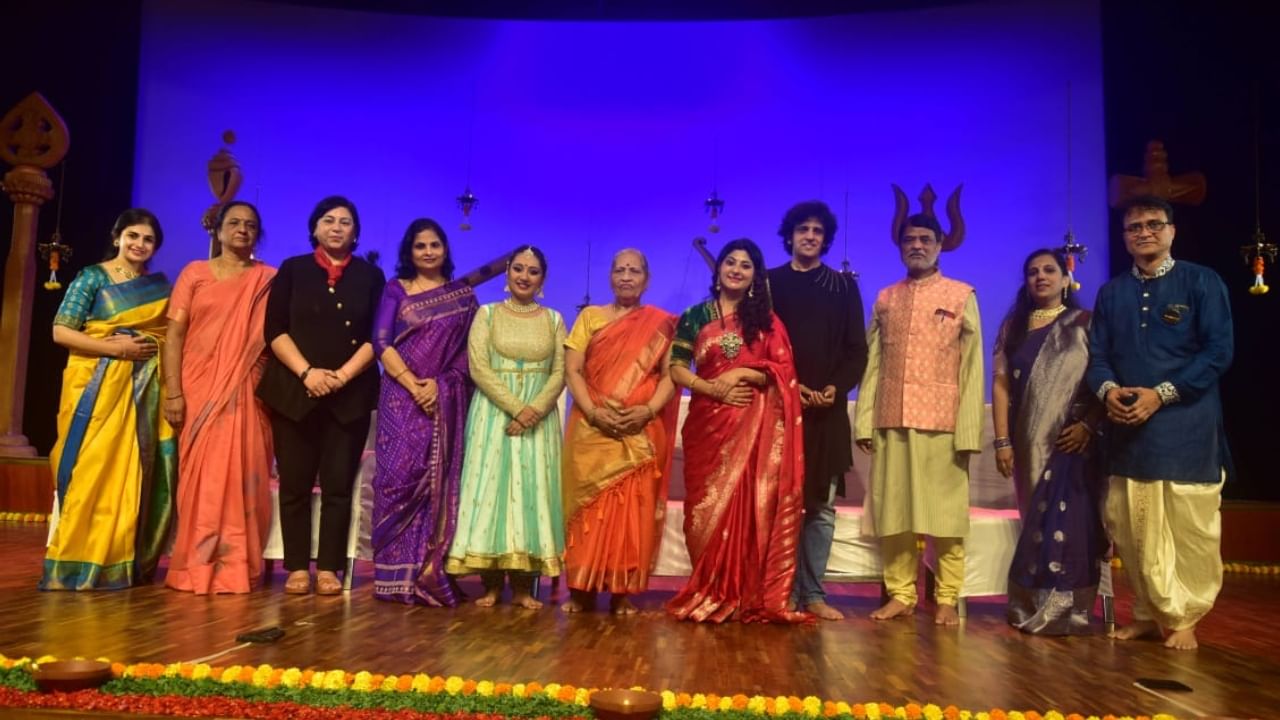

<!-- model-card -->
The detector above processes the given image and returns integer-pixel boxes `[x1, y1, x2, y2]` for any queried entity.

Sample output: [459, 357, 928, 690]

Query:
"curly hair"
[777, 200, 837, 256]
[711, 238, 772, 347]
[394, 218, 454, 281]
[998, 247, 1080, 363]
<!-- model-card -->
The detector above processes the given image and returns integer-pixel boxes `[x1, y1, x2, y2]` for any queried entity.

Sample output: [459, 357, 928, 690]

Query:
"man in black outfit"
[768, 200, 868, 620]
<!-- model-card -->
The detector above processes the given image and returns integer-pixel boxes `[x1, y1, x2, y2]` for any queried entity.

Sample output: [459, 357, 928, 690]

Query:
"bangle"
[167, 394, 183, 400]
[993, 437, 1012, 450]
[690, 378, 700, 393]
[644, 405, 656, 420]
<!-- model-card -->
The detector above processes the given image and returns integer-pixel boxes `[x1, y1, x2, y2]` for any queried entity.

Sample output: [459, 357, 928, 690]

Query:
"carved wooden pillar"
[0, 93, 70, 457]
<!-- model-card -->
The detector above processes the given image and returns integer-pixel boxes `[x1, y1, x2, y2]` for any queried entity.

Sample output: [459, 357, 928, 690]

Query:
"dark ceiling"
[261, 0, 978, 20]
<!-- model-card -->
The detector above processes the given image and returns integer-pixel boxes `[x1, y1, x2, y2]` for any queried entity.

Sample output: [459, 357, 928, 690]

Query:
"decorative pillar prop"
[0, 93, 70, 458]
[200, 130, 242, 256]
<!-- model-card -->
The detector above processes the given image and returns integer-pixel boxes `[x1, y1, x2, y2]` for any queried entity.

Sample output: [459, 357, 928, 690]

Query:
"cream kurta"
[855, 293, 983, 538]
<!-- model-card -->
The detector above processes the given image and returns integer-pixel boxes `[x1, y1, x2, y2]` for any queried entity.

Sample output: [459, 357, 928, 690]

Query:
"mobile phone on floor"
[1136, 678, 1193, 692]
[235, 626, 285, 643]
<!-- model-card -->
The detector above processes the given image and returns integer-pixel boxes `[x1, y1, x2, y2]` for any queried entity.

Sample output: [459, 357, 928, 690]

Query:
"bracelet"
[299, 366, 313, 381]
[644, 406, 656, 420]
[166, 394, 183, 400]
[690, 378, 701, 393]
[993, 437, 1013, 450]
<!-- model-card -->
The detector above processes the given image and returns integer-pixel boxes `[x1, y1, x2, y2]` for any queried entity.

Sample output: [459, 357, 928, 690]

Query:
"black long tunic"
[768, 263, 868, 504]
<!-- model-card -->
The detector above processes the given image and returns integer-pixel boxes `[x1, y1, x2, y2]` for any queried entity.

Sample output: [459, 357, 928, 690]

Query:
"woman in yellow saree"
[40, 209, 176, 590]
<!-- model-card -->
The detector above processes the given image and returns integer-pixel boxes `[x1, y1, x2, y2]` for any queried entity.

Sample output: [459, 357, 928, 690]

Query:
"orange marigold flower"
[210, 667, 224, 680]
[110, 663, 125, 677]
[706, 693, 721, 708]
[878, 703, 894, 716]
[944, 705, 961, 720]
[527, 681, 543, 694]
[179, 665, 195, 679]
[429, 677, 446, 693]
[397, 675, 414, 692]
[268, 668, 285, 688]
[1066, 715, 1084, 720]
[495, 683, 513, 696]
[905, 702, 923, 720]
[789, 696, 805, 712]
[559, 686, 578, 702]
[764, 698, 777, 714]
[732, 694, 749, 710]
[300, 670, 315, 684]
[1026, 712, 1043, 720]
[238, 667, 255, 683]
[1101, 715, 1117, 720]
[852, 703, 866, 719]
[463, 680, 478, 696]
[677, 693, 693, 707]
[344, 672, 355, 685]
[371, 674, 385, 687]
[824, 701, 839, 717]
[991, 710, 1008, 720]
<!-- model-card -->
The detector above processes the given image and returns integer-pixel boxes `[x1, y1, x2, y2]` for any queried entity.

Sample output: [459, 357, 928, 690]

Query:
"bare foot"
[1108, 620, 1161, 641]
[1164, 627, 1199, 650]
[934, 604, 960, 626]
[560, 590, 596, 613]
[512, 591, 544, 610]
[870, 598, 914, 621]
[805, 601, 845, 621]
[474, 589, 500, 608]
[610, 595, 639, 616]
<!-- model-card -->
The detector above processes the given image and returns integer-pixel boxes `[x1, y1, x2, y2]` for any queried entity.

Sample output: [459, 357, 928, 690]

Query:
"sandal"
[316, 571, 343, 595]
[284, 570, 311, 595]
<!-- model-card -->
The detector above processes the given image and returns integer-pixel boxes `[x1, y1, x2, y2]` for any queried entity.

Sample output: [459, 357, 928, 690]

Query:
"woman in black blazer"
[258, 195, 386, 595]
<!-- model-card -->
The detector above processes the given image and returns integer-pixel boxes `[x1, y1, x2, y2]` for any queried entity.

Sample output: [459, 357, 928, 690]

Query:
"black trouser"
[271, 407, 371, 572]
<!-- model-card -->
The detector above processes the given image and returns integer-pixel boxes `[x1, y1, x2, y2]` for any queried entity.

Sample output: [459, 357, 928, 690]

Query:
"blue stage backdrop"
[134, 0, 1107, 397]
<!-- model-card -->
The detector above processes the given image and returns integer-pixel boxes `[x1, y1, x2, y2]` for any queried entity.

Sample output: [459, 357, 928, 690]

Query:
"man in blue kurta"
[1086, 195, 1233, 650]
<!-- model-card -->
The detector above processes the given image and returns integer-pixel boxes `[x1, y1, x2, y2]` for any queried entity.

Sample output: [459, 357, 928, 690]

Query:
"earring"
[113, 240, 120, 247]
[714, 280, 721, 292]
[503, 283, 510, 293]
[748, 285, 755, 298]
[537, 287, 545, 299]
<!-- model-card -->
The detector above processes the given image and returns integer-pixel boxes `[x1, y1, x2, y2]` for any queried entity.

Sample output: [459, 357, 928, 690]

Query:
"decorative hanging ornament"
[1059, 229, 1087, 296]
[457, 187, 478, 231]
[704, 190, 724, 234]
[1241, 229, 1276, 295]
[38, 230, 72, 291]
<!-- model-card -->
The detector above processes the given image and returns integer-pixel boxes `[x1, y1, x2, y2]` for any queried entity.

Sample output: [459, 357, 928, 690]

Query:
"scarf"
[313, 245, 352, 287]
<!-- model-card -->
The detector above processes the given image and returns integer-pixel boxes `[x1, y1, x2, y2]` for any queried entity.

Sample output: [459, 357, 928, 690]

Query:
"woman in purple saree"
[992, 248, 1107, 635]
[371, 219, 504, 606]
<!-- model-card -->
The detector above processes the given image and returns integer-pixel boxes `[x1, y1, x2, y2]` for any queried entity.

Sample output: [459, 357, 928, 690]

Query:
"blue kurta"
[1086, 260, 1233, 483]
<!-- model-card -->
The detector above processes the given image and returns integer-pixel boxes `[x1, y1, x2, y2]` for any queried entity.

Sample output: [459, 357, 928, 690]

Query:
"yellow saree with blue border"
[41, 266, 176, 590]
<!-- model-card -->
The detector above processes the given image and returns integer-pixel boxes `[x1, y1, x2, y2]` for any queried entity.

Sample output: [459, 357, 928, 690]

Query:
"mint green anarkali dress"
[446, 301, 566, 577]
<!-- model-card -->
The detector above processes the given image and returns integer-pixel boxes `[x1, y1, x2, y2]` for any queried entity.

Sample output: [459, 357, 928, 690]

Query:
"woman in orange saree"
[560, 249, 678, 615]
[666, 239, 807, 623]
[162, 202, 276, 594]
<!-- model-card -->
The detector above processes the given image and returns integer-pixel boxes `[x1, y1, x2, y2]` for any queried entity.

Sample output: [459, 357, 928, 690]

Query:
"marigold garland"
[0, 654, 1177, 720]
[0, 512, 49, 523]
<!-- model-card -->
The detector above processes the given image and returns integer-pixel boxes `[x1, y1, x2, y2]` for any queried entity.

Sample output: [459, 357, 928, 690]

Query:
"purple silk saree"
[371, 279, 477, 606]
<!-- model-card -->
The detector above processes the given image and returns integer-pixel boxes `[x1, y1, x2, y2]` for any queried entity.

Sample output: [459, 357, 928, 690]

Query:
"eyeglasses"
[1124, 219, 1172, 235]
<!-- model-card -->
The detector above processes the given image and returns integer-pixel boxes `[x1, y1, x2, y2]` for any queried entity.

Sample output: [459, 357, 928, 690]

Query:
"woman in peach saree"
[162, 202, 276, 594]
[560, 249, 678, 615]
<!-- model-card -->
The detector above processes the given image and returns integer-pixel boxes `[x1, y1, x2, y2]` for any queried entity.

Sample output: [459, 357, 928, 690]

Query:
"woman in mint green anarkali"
[446, 246, 565, 609]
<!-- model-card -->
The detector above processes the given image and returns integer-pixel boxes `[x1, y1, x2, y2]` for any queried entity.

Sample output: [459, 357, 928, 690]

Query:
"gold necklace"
[503, 297, 540, 313]
[113, 264, 139, 280]
[1029, 304, 1067, 321]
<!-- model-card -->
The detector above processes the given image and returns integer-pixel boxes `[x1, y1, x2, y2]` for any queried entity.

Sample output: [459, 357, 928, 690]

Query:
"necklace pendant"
[719, 330, 744, 359]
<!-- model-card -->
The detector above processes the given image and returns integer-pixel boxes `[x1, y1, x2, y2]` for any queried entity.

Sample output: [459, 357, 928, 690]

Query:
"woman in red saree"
[560, 249, 678, 615]
[667, 238, 807, 623]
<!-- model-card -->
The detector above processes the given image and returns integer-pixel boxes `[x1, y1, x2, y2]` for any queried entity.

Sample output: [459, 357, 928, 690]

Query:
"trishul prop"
[890, 183, 965, 251]
[1108, 140, 1206, 208]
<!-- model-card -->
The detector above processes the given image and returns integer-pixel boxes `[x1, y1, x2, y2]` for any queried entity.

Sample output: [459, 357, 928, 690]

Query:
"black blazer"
[257, 253, 386, 424]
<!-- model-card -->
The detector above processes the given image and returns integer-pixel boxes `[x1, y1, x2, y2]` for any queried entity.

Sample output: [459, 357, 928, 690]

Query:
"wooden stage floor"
[1, 524, 1276, 719]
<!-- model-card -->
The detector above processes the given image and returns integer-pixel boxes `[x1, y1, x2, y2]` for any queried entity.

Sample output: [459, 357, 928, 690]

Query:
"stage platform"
[1, 523, 1278, 719]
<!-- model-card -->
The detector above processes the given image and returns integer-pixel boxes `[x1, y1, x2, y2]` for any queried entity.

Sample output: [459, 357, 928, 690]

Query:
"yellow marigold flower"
[1044, 713, 1064, 720]
[413, 674, 432, 693]
[544, 682, 562, 698]
[163, 663, 180, 678]
[445, 675, 465, 695]
[193, 664, 213, 681]
[661, 690, 677, 710]
[960, 713, 973, 720]
[351, 670, 374, 692]
[252, 666, 273, 688]
[323, 669, 348, 689]
[720, 697, 735, 711]
[513, 683, 527, 698]
[220, 666, 242, 684]
[280, 668, 302, 688]
[836, 702, 852, 715]
[34, 655, 57, 665]
[477, 680, 495, 697]
[1153, 716, 1177, 720]
[974, 714, 990, 720]
[309, 671, 326, 689]
[747, 695, 767, 714]
[576, 688, 591, 706]
[866, 703, 882, 720]
[1008, 713, 1025, 720]
[777, 696, 794, 713]
[692, 694, 708, 709]
[925, 704, 944, 720]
